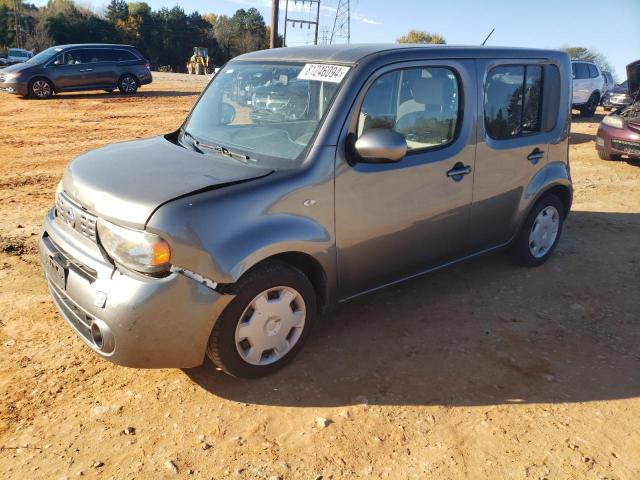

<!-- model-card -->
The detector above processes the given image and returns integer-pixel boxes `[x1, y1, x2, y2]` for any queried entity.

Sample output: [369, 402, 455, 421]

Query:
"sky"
[33, 0, 640, 80]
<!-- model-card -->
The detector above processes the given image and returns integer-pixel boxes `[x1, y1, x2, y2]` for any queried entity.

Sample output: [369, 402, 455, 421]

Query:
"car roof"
[54, 44, 138, 50]
[236, 44, 568, 65]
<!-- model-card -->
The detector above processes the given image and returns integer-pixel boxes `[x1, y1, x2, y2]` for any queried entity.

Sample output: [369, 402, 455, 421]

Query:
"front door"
[335, 60, 477, 300]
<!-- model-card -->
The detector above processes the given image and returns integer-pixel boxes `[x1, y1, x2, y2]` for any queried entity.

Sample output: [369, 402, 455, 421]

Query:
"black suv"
[0, 44, 152, 99]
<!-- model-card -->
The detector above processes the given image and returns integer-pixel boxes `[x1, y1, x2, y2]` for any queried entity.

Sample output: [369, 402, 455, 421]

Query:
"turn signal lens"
[97, 219, 172, 274]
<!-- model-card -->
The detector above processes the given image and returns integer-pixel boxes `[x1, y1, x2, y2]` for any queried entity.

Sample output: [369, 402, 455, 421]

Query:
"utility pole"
[12, 0, 23, 49]
[283, 0, 321, 47]
[330, 0, 350, 45]
[270, 0, 279, 48]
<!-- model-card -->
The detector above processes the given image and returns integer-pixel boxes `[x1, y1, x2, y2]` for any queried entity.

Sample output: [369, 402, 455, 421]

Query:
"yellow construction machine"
[186, 47, 212, 75]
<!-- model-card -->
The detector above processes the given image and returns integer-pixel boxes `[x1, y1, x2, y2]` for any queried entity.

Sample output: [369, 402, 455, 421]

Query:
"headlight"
[602, 115, 624, 129]
[97, 219, 171, 274]
[3, 72, 21, 82]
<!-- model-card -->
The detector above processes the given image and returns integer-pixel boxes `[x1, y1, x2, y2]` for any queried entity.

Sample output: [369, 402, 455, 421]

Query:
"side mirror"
[354, 129, 407, 164]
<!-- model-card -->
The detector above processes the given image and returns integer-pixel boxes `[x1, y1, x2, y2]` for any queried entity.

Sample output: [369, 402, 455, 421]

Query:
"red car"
[596, 59, 640, 161]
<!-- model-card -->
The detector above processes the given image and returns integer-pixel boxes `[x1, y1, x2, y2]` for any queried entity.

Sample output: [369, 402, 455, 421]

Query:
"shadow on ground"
[187, 211, 640, 407]
[20, 90, 197, 100]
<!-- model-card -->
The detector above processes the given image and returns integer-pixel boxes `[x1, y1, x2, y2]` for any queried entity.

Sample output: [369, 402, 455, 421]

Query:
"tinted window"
[96, 49, 116, 62]
[115, 50, 138, 62]
[574, 63, 589, 79]
[484, 65, 543, 140]
[61, 50, 84, 65]
[358, 67, 460, 151]
[588, 64, 599, 78]
[81, 49, 103, 64]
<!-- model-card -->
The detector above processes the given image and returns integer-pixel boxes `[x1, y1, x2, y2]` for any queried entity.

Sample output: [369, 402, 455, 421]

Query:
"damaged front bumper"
[39, 208, 234, 368]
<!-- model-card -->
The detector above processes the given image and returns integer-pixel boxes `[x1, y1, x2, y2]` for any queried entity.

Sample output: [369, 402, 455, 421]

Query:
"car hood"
[61, 135, 273, 227]
[1, 62, 33, 74]
[627, 59, 640, 98]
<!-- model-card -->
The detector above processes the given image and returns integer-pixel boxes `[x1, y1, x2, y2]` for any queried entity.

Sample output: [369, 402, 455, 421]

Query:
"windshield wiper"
[180, 129, 204, 154]
[197, 142, 256, 165]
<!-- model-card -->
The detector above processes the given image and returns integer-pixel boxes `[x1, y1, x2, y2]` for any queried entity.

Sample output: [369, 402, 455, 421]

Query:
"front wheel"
[29, 78, 53, 99]
[118, 74, 138, 94]
[597, 149, 621, 161]
[512, 194, 565, 267]
[206, 261, 317, 378]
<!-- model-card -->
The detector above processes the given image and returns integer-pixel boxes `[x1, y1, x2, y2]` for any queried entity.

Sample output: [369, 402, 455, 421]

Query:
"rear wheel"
[580, 93, 599, 117]
[513, 194, 565, 267]
[597, 149, 621, 161]
[118, 74, 138, 94]
[29, 78, 53, 99]
[206, 261, 317, 378]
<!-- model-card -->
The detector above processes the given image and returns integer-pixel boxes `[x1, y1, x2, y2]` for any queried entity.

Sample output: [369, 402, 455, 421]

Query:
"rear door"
[572, 62, 590, 104]
[335, 60, 476, 299]
[471, 59, 561, 251]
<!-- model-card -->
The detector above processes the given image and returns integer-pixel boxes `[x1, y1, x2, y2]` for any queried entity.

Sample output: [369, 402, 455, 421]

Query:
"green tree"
[105, 0, 128, 25]
[396, 30, 446, 44]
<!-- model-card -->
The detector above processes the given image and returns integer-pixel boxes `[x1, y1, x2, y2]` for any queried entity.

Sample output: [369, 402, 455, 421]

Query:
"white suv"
[571, 60, 605, 117]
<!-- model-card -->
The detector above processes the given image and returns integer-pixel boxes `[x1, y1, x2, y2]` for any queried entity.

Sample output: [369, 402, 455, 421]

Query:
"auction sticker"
[297, 64, 350, 83]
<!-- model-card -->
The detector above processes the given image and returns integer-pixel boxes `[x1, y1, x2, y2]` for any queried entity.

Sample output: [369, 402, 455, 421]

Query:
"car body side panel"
[146, 144, 337, 302]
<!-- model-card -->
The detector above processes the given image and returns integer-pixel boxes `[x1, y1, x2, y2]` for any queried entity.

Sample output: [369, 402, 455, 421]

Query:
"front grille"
[611, 139, 640, 155]
[49, 281, 95, 343]
[55, 191, 97, 242]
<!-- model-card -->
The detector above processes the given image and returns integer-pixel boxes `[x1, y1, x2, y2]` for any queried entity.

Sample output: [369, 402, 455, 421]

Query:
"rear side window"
[484, 65, 543, 140]
[115, 50, 138, 62]
[588, 64, 599, 78]
[573, 63, 589, 79]
[358, 66, 460, 151]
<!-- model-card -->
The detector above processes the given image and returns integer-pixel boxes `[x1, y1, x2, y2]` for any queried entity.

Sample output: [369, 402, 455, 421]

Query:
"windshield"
[182, 61, 346, 169]
[27, 47, 62, 65]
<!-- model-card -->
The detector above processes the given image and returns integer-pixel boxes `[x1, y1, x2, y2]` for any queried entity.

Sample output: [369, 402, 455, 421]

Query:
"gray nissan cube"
[39, 45, 573, 378]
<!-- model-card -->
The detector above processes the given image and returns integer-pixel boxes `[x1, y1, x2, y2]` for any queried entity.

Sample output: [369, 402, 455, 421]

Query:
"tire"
[118, 74, 138, 94]
[580, 93, 599, 117]
[206, 261, 317, 378]
[597, 149, 621, 161]
[29, 78, 53, 99]
[512, 193, 565, 267]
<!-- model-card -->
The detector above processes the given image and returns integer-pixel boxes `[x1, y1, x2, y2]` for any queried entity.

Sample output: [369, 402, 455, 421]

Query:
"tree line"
[0, 0, 275, 71]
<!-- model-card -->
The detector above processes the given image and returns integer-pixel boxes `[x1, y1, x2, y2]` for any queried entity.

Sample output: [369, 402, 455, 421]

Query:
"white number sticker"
[297, 63, 350, 83]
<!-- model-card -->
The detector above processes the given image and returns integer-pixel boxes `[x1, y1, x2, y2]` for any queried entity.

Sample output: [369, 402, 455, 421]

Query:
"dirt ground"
[0, 73, 639, 480]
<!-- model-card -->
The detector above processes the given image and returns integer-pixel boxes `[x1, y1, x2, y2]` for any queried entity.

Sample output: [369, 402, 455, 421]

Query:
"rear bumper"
[39, 208, 234, 368]
[138, 70, 152, 86]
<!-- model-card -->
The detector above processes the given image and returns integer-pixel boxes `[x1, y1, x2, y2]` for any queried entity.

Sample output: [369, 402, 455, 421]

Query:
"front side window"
[484, 65, 542, 140]
[358, 66, 460, 151]
[182, 62, 343, 169]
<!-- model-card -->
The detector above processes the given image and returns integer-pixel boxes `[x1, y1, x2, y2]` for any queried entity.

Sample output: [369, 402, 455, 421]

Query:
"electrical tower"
[330, 0, 350, 44]
[283, 0, 321, 46]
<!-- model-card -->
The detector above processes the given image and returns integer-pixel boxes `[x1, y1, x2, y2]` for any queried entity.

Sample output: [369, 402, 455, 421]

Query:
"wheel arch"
[225, 251, 330, 314]
[28, 75, 58, 93]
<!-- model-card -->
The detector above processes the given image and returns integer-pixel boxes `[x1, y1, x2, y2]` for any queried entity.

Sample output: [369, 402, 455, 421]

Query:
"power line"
[283, 0, 321, 46]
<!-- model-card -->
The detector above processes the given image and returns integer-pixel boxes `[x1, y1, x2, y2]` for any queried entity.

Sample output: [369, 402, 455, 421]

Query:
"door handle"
[527, 148, 545, 165]
[446, 162, 472, 181]
[79, 68, 93, 72]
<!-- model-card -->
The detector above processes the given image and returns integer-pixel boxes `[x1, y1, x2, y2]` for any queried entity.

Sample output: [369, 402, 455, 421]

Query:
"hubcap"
[528, 206, 560, 258]
[122, 76, 137, 93]
[235, 286, 306, 366]
[32, 80, 51, 98]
